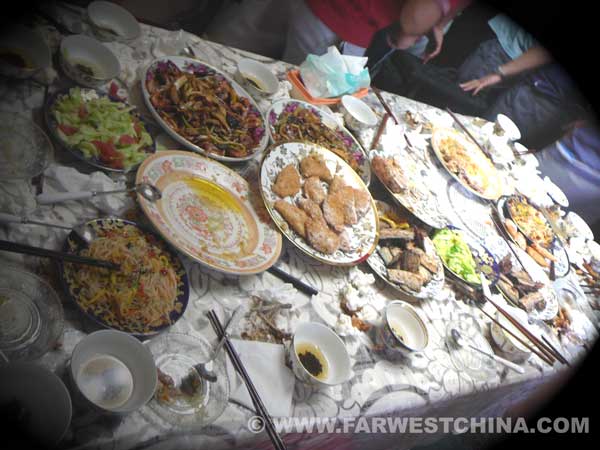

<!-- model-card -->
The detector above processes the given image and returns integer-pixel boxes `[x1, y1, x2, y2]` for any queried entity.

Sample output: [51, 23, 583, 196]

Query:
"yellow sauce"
[185, 177, 244, 214]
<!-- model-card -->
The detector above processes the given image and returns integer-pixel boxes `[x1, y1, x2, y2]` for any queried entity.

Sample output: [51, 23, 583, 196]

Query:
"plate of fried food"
[370, 151, 449, 229]
[366, 200, 445, 300]
[430, 127, 503, 200]
[259, 142, 378, 266]
[496, 195, 570, 277]
[267, 99, 371, 185]
[142, 57, 268, 161]
[495, 255, 559, 321]
[136, 150, 282, 275]
[59, 218, 189, 337]
[432, 227, 500, 288]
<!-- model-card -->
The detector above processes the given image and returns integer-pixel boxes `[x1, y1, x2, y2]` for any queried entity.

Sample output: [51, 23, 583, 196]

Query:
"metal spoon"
[450, 328, 525, 374]
[36, 183, 162, 205]
[0, 213, 98, 245]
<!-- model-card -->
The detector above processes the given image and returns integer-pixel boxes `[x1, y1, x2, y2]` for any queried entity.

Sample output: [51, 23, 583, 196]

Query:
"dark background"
[1, 1, 598, 449]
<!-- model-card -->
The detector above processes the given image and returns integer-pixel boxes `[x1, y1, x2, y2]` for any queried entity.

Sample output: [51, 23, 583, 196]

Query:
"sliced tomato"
[133, 121, 143, 138]
[118, 134, 137, 146]
[108, 81, 123, 101]
[92, 140, 124, 169]
[58, 124, 78, 136]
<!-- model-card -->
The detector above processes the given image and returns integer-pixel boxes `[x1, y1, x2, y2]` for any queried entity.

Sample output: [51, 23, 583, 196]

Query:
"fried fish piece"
[300, 153, 333, 182]
[272, 164, 301, 198]
[297, 197, 324, 221]
[352, 187, 371, 217]
[322, 192, 347, 232]
[371, 155, 407, 193]
[329, 175, 347, 194]
[274, 200, 308, 237]
[303, 176, 327, 204]
[330, 175, 371, 220]
[306, 218, 341, 254]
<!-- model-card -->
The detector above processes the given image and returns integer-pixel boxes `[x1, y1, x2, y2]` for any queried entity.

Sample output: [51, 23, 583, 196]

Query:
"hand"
[459, 73, 502, 95]
[422, 25, 444, 64]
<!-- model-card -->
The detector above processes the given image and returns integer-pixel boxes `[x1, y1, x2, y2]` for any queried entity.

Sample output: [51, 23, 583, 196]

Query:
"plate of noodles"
[430, 127, 502, 200]
[59, 218, 189, 337]
[267, 99, 371, 185]
[136, 150, 282, 275]
[142, 57, 267, 162]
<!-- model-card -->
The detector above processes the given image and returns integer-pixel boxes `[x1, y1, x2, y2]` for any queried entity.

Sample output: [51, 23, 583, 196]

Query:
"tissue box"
[287, 69, 369, 105]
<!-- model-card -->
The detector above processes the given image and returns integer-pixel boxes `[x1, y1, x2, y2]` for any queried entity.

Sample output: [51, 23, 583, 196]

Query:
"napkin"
[227, 339, 295, 418]
[300, 46, 370, 98]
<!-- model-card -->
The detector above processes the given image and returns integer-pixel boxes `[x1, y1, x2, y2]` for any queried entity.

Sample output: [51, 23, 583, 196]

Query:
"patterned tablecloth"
[0, 17, 599, 450]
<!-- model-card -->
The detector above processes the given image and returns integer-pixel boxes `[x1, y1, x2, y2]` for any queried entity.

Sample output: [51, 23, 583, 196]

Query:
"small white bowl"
[290, 322, 351, 386]
[0, 362, 72, 447]
[69, 330, 157, 414]
[382, 301, 429, 355]
[490, 308, 531, 360]
[235, 58, 279, 96]
[0, 25, 51, 79]
[60, 34, 120, 87]
[87, 1, 141, 43]
[495, 114, 521, 141]
[340, 95, 378, 131]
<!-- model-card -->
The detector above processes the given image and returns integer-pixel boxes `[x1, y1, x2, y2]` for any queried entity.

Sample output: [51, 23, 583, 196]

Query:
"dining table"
[0, 7, 599, 450]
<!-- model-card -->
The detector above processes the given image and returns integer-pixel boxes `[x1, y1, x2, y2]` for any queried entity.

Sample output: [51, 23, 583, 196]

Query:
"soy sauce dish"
[382, 301, 429, 355]
[290, 322, 351, 386]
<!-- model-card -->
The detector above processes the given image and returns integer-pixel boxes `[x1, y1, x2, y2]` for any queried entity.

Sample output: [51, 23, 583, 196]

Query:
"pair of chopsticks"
[371, 87, 399, 125]
[445, 108, 494, 159]
[207, 310, 287, 450]
[267, 265, 318, 296]
[0, 239, 120, 270]
[479, 275, 569, 366]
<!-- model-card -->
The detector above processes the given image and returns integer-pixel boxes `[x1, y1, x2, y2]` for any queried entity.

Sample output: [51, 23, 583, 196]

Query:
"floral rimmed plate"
[141, 56, 268, 163]
[430, 127, 503, 201]
[59, 218, 189, 338]
[136, 150, 282, 275]
[366, 200, 445, 301]
[259, 142, 378, 266]
[266, 99, 371, 185]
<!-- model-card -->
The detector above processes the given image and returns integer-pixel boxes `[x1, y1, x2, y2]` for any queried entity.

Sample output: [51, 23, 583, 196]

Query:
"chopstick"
[445, 107, 492, 159]
[476, 304, 554, 366]
[207, 310, 287, 450]
[370, 113, 389, 150]
[541, 335, 571, 367]
[0, 239, 120, 270]
[484, 293, 569, 365]
[267, 265, 318, 296]
[371, 87, 399, 125]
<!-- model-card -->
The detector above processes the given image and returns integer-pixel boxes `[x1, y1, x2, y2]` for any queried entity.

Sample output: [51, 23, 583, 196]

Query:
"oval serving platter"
[136, 150, 282, 275]
[259, 141, 378, 266]
[141, 57, 268, 163]
[59, 218, 189, 338]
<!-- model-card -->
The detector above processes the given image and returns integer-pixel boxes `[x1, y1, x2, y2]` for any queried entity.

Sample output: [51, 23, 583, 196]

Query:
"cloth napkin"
[227, 339, 295, 418]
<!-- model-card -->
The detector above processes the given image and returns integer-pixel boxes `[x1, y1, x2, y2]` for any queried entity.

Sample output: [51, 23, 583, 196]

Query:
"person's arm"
[422, 0, 472, 63]
[460, 45, 553, 95]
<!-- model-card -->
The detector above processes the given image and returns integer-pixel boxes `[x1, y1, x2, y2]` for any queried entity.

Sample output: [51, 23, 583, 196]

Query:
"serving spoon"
[450, 328, 525, 374]
[36, 183, 162, 205]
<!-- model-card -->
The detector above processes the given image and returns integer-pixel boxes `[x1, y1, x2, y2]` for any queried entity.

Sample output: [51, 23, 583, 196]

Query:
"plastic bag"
[299, 46, 370, 98]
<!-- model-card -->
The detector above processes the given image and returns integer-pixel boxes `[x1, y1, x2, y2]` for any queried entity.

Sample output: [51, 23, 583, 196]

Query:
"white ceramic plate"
[136, 150, 282, 275]
[543, 176, 569, 207]
[141, 57, 268, 163]
[266, 99, 371, 185]
[259, 142, 378, 266]
[431, 127, 503, 201]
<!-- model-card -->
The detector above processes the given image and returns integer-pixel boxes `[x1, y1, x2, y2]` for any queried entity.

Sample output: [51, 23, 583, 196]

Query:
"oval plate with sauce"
[136, 150, 282, 275]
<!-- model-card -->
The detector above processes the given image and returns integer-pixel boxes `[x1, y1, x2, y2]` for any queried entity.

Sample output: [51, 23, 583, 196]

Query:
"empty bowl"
[340, 95, 378, 131]
[69, 330, 157, 414]
[490, 307, 531, 361]
[290, 322, 351, 386]
[59, 34, 120, 87]
[235, 58, 279, 96]
[87, 1, 141, 43]
[382, 301, 429, 355]
[0, 362, 72, 447]
[0, 25, 51, 79]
